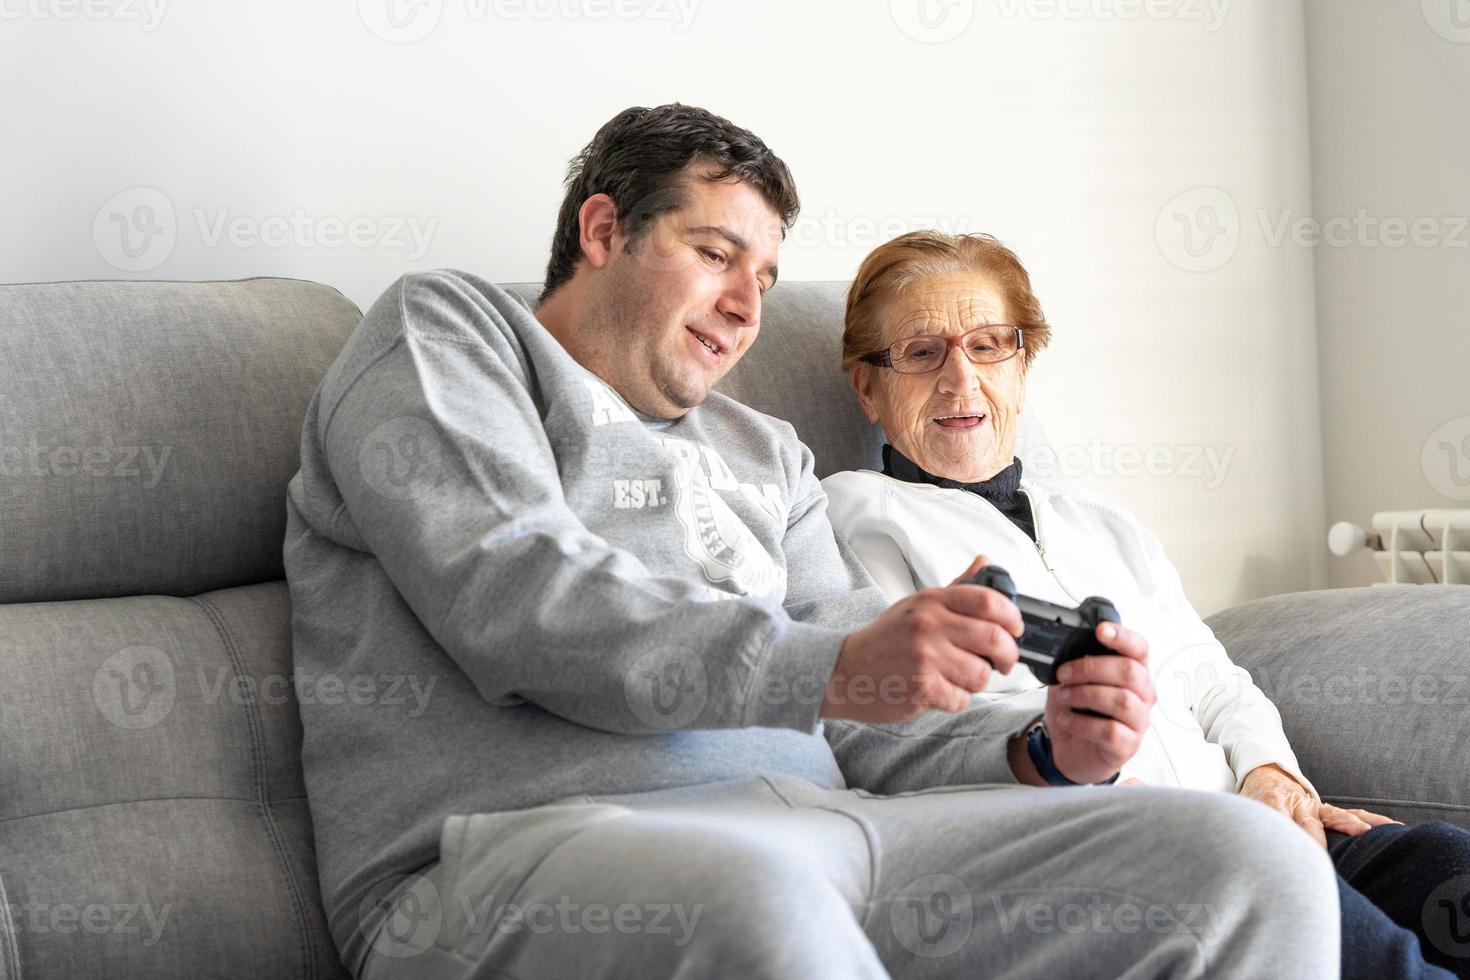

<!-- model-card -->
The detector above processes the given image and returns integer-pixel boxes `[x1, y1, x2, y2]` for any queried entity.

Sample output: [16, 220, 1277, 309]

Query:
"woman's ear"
[850, 365, 880, 425]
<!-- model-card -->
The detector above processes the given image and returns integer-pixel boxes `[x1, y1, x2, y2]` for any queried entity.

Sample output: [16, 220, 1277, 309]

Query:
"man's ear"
[578, 194, 621, 270]
[850, 365, 880, 425]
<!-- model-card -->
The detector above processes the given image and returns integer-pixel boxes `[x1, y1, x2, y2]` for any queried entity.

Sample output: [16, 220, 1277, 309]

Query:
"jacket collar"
[881, 443, 1026, 496]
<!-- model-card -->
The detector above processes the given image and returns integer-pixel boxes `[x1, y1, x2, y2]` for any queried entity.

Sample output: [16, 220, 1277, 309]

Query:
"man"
[284, 103, 1338, 978]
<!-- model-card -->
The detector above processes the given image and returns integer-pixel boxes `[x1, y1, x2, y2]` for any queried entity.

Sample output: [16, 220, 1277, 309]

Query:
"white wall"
[1, 0, 1332, 615]
[1303, 0, 1470, 588]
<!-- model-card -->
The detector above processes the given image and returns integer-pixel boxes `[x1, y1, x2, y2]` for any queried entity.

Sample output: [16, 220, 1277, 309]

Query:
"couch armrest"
[1205, 585, 1470, 829]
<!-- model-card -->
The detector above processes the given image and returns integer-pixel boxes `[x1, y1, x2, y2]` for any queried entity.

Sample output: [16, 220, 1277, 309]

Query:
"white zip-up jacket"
[821, 466, 1316, 796]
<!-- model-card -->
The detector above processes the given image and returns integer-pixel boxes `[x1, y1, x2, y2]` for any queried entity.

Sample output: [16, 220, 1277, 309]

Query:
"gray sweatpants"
[358, 773, 1340, 979]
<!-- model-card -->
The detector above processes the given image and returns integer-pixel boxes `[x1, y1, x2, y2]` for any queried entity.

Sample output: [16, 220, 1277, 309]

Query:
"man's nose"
[716, 274, 762, 329]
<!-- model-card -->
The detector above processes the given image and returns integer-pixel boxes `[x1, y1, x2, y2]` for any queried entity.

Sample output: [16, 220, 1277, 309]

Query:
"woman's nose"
[935, 343, 980, 393]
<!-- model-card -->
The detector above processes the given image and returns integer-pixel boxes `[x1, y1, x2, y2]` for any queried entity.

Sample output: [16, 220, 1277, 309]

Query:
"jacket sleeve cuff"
[740, 619, 845, 733]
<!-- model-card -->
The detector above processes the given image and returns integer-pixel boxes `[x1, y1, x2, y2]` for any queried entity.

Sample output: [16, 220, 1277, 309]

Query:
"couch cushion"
[0, 582, 346, 978]
[0, 278, 361, 604]
[1205, 585, 1470, 829]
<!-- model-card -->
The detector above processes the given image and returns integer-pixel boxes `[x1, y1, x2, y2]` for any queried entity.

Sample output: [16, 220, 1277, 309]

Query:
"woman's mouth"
[932, 414, 987, 430]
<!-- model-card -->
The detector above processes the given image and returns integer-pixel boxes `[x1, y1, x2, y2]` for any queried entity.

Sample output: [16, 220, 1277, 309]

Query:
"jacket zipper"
[1020, 485, 1083, 605]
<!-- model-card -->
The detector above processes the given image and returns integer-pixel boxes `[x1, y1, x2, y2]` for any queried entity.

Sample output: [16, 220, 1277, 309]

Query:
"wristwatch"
[1026, 720, 1121, 787]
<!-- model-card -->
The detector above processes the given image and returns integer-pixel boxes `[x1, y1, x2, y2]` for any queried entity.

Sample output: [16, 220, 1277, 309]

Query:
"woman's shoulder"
[1024, 474, 1155, 539]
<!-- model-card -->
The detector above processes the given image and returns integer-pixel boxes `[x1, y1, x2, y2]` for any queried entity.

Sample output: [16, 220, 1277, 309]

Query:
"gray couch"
[1, 276, 1466, 980]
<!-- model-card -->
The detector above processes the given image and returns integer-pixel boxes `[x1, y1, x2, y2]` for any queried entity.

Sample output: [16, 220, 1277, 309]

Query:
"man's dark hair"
[541, 103, 800, 301]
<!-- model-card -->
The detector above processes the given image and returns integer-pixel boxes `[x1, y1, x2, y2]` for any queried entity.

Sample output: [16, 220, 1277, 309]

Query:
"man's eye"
[698, 247, 725, 264]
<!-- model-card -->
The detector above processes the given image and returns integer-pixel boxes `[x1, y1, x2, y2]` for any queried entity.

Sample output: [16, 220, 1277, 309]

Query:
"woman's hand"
[1239, 764, 1401, 848]
[1042, 620, 1157, 785]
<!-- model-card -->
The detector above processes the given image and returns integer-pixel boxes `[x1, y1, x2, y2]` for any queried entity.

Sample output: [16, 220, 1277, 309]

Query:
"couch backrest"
[0, 278, 361, 980]
[0, 278, 362, 605]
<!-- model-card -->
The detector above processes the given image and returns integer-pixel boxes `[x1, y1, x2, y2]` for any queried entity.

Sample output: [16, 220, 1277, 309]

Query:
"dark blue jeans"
[1332, 820, 1470, 979]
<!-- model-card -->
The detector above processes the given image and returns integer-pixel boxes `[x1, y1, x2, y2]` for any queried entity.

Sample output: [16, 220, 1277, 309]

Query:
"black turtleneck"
[880, 444, 1037, 543]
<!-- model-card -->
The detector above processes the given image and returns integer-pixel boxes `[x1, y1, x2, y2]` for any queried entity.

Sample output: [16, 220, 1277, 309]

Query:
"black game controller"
[965, 565, 1121, 689]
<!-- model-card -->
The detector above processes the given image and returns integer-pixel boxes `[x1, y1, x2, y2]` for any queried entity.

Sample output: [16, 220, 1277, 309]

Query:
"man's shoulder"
[697, 389, 803, 446]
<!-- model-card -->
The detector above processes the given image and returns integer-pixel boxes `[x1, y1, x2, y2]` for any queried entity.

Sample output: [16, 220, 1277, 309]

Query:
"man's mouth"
[932, 413, 987, 430]
[687, 326, 724, 364]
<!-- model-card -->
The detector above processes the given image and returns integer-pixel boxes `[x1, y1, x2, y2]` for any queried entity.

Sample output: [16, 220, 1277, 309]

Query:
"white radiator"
[1329, 510, 1470, 585]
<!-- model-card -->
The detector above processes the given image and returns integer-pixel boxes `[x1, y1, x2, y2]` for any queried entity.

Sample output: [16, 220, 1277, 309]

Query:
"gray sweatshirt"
[283, 269, 1036, 972]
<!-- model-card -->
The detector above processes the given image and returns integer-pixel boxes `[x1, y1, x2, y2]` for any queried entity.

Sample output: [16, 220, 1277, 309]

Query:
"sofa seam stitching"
[187, 594, 317, 979]
[0, 870, 22, 980]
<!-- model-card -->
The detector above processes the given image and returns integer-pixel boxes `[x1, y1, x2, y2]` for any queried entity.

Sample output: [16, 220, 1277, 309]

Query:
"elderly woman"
[822, 230, 1470, 980]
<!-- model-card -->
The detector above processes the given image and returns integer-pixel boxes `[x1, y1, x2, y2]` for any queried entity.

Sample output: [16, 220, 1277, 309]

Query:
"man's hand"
[822, 555, 1023, 723]
[1040, 621, 1156, 785]
[1239, 763, 1401, 848]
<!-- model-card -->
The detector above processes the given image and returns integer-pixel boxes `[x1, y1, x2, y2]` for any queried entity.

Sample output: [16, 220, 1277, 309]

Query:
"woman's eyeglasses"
[860, 325, 1024, 374]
